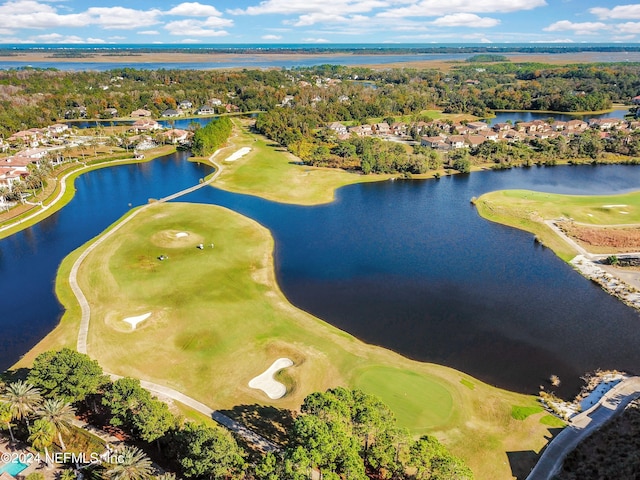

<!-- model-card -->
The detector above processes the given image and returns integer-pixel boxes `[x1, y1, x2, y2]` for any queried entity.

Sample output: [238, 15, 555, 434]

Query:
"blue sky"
[0, 0, 639, 44]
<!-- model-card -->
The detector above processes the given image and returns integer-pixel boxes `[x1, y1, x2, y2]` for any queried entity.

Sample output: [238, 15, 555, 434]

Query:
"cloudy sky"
[0, 0, 638, 44]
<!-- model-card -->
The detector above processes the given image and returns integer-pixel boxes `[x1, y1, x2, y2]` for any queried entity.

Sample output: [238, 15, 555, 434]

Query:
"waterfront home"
[225, 104, 240, 113]
[104, 107, 118, 117]
[162, 109, 181, 118]
[589, 118, 625, 130]
[161, 129, 190, 144]
[131, 109, 152, 118]
[130, 119, 161, 133]
[196, 105, 215, 115]
[179, 100, 193, 109]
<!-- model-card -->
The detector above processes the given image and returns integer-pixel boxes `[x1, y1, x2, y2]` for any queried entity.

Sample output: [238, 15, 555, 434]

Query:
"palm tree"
[1, 381, 42, 427]
[0, 401, 15, 443]
[36, 398, 76, 451]
[104, 446, 154, 480]
[28, 419, 54, 459]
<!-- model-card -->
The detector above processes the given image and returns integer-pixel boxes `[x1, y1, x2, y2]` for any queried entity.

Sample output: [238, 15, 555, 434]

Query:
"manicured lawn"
[24, 202, 554, 479]
[354, 366, 454, 434]
[476, 189, 640, 260]
[212, 119, 391, 205]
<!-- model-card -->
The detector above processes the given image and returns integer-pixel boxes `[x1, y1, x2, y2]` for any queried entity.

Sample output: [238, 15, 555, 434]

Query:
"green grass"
[476, 189, 640, 261]
[460, 378, 475, 390]
[213, 119, 391, 205]
[539, 414, 567, 427]
[511, 405, 544, 421]
[354, 366, 454, 434]
[21, 202, 556, 479]
[0, 146, 176, 240]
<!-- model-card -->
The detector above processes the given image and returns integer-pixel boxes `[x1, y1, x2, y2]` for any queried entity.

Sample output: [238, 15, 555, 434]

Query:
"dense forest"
[2, 62, 640, 139]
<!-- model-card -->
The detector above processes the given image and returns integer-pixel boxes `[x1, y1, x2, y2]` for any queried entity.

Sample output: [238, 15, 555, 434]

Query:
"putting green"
[25, 201, 553, 479]
[354, 366, 453, 434]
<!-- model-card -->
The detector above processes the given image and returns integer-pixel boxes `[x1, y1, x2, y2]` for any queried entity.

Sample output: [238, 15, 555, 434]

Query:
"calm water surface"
[2, 157, 640, 397]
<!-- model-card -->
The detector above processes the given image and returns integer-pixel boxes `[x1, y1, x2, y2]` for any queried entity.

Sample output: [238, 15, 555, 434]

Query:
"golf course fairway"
[26, 201, 555, 479]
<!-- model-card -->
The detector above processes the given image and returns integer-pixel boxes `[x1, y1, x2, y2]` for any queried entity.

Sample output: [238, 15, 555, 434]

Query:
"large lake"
[2, 155, 640, 397]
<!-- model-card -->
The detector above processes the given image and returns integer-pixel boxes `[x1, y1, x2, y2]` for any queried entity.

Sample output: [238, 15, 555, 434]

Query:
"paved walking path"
[69, 147, 279, 453]
[526, 376, 640, 480]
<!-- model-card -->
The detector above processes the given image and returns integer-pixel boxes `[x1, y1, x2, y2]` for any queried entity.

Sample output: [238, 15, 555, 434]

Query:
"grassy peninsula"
[20, 201, 555, 479]
[475, 189, 640, 261]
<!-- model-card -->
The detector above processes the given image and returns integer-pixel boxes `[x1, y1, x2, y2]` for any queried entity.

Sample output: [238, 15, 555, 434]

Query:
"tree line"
[191, 116, 233, 157]
[1, 349, 471, 479]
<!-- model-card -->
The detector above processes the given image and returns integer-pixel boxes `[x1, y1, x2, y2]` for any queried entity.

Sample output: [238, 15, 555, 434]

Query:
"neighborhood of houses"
[327, 116, 637, 151]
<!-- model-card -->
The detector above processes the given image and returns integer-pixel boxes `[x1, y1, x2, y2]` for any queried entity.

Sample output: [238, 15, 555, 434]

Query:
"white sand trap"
[603, 204, 627, 208]
[175, 232, 189, 238]
[225, 147, 251, 162]
[620, 211, 629, 214]
[123, 312, 151, 330]
[248, 358, 293, 399]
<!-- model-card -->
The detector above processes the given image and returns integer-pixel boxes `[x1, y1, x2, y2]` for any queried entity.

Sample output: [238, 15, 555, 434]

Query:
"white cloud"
[30, 33, 86, 43]
[138, 30, 160, 35]
[230, 0, 392, 16]
[378, 0, 547, 18]
[164, 2, 224, 17]
[261, 34, 282, 39]
[431, 13, 499, 28]
[86, 37, 106, 43]
[302, 37, 331, 42]
[591, 4, 640, 20]
[165, 17, 233, 36]
[529, 38, 574, 43]
[85, 7, 162, 30]
[544, 20, 608, 35]
[616, 22, 640, 34]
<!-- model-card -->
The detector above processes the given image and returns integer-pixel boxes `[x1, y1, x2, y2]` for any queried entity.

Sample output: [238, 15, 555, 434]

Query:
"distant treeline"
[5, 45, 640, 55]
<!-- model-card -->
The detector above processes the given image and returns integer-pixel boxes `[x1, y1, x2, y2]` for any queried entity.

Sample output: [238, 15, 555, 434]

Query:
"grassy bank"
[19, 201, 555, 479]
[0, 145, 176, 240]
[212, 119, 391, 205]
[475, 189, 640, 261]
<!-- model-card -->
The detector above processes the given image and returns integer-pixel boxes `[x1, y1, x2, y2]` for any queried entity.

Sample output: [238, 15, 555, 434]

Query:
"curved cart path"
[70, 148, 279, 453]
[526, 376, 640, 480]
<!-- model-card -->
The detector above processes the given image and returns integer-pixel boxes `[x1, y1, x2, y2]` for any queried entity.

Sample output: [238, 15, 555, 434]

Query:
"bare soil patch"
[557, 221, 640, 254]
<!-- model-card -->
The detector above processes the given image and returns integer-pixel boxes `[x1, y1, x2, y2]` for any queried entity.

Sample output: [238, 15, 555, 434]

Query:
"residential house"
[210, 98, 223, 106]
[130, 119, 161, 133]
[327, 122, 348, 135]
[565, 120, 588, 132]
[179, 100, 193, 110]
[131, 109, 152, 118]
[103, 108, 118, 117]
[502, 129, 527, 142]
[48, 124, 69, 135]
[0, 167, 23, 190]
[225, 103, 240, 113]
[466, 121, 489, 131]
[452, 124, 470, 135]
[390, 122, 408, 136]
[479, 131, 499, 142]
[492, 122, 512, 132]
[633, 95, 640, 105]
[465, 134, 486, 148]
[372, 123, 390, 135]
[589, 118, 624, 130]
[348, 125, 373, 137]
[8, 129, 44, 148]
[280, 95, 295, 107]
[447, 135, 467, 149]
[162, 109, 181, 118]
[196, 105, 215, 115]
[421, 136, 448, 150]
[161, 129, 190, 144]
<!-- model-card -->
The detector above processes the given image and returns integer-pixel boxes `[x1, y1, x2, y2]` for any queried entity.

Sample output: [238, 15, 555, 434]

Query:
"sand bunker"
[151, 229, 203, 248]
[225, 147, 251, 162]
[248, 358, 293, 399]
[123, 312, 151, 330]
[603, 204, 628, 208]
